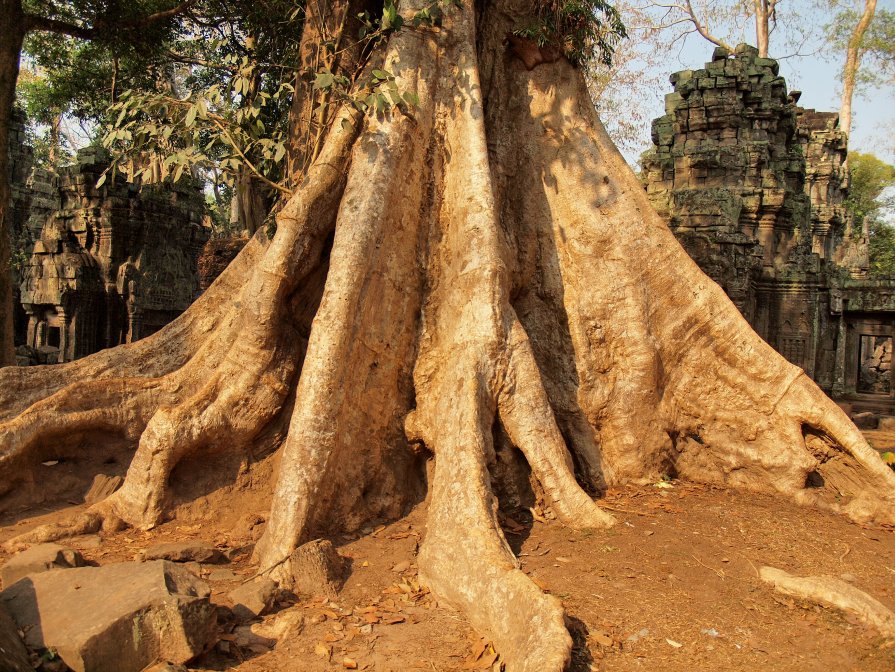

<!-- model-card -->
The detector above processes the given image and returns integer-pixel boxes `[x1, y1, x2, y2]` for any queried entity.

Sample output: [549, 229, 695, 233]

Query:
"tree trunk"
[286, 0, 363, 186]
[0, 0, 26, 368]
[754, 0, 769, 57]
[2, 0, 895, 669]
[840, 0, 877, 137]
[232, 166, 270, 235]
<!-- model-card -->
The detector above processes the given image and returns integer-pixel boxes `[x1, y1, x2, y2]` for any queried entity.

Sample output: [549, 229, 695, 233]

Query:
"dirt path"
[1, 480, 894, 671]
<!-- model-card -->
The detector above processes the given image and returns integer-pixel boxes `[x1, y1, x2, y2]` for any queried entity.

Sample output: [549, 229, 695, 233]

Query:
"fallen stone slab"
[207, 568, 238, 582]
[0, 603, 30, 672]
[1, 543, 86, 588]
[142, 541, 227, 564]
[0, 560, 216, 672]
[69, 534, 103, 550]
[229, 577, 278, 622]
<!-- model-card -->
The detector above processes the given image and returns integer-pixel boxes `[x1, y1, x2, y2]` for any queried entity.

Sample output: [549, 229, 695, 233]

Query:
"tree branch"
[124, 0, 196, 29]
[683, 0, 732, 51]
[22, 14, 94, 40]
[24, 0, 196, 41]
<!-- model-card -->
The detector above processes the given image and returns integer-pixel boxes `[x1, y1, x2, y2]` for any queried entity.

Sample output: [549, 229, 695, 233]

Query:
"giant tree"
[2, 0, 895, 670]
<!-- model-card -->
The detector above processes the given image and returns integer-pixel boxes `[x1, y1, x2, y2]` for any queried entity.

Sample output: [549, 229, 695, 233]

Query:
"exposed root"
[498, 318, 614, 529]
[259, 62, 436, 575]
[419, 392, 572, 672]
[1, 108, 359, 540]
[4, 512, 106, 552]
[0, 378, 161, 472]
[0, 234, 267, 421]
[760, 566, 895, 638]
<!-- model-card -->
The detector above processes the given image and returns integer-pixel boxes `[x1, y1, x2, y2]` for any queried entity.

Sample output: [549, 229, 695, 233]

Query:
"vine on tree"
[514, 0, 627, 66]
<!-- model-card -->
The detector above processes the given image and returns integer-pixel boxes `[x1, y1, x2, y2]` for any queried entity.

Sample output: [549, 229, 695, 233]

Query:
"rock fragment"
[282, 539, 345, 597]
[0, 543, 86, 588]
[83, 474, 124, 505]
[142, 541, 227, 564]
[0, 603, 30, 672]
[0, 560, 216, 672]
[229, 577, 278, 622]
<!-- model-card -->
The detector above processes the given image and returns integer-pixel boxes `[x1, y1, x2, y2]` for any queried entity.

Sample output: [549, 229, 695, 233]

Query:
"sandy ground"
[2, 473, 894, 672]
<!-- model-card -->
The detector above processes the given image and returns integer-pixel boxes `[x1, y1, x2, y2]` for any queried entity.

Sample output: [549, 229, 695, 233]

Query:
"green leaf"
[314, 72, 335, 89]
[372, 69, 390, 80]
[185, 105, 197, 128]
[274, 143, 286, 162]
[95, 173, 107, 188]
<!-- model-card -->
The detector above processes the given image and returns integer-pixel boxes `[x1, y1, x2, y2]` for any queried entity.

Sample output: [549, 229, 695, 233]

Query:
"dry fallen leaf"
[342, 658, 358, 669]
[314, 642, 331, 660]
[666, 638, 683, 648]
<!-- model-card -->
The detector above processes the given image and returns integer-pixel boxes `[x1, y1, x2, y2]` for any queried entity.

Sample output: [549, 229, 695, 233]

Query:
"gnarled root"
[418, 388, 572, 672]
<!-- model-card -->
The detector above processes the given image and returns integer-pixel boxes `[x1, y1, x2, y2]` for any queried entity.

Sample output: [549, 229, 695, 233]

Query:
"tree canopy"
[847, 151, 895, 277]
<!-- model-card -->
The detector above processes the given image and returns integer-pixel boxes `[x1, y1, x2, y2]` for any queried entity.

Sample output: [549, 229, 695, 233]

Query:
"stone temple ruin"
[8, 119, 208, 364]
[642, 44, 895, 403]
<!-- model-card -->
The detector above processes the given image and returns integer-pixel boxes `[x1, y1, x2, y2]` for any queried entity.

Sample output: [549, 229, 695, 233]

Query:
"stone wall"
[198, 235, 248, 291]
[17, 147, 208, 363]
[642, 45, 892, 398]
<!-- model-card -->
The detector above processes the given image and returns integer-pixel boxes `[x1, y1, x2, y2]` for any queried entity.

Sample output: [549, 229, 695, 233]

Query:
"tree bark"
[2, 0, 895, 669]
[840, 0, 877, 137]
[0, 0, 26, 367]
[232, 167, 270, 234]
[754, 0, 769, 57]
[286, 0, 365, 186]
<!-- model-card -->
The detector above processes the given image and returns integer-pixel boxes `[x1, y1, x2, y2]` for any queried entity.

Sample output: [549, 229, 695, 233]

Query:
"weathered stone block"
[285, 539, 345, 597]
[0, 603, 30, 672]
[0, 561, 215, 672]
[229, 577, 278, 622]
[1, 543, 86, 588]
[142, 541, 227, 564]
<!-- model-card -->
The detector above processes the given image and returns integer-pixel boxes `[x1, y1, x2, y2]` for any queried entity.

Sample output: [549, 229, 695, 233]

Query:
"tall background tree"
[847, 151, 895, 276]
[838, 0, 877, 136]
